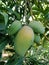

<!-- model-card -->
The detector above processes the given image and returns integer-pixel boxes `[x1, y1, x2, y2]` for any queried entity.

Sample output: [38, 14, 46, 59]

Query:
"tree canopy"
[0, 0, 49, 65]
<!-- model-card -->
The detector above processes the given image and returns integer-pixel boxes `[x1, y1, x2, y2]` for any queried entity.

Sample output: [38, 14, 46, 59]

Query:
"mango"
[29, 21, 45, 34]
[34, 34, 41, 44]
[8, 20, 22, 35]
[14, 26, 34, 56]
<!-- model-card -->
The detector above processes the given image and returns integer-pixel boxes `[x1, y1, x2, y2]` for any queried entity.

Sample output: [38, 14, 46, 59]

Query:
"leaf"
[5, 57, 23, 65]
[45, 12, 49, 21]
[0, 12, 5, 30]
[14, 11, 20, 20]
[32, 5, 39, 10]
[3, 12, 8, 26]
[0, 61, 5, 65]
[0, 53, 2, 60]
[32, 10, 40, 15]
[15, 57, 23, 65]
[0, 11, 8, 26]
[0, 11, 8, 31]
[43, 39, 49, 50]
[0, 23, 5, 30]
[0, 41, 7, 53]
[7, 7, 20, 20]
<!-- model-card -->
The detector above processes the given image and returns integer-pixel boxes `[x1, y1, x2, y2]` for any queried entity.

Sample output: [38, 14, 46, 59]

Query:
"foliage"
[0, 0, 49, 65]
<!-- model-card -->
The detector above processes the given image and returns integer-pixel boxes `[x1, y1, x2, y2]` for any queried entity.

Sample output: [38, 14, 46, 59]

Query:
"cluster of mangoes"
[8, 20, 45, 57]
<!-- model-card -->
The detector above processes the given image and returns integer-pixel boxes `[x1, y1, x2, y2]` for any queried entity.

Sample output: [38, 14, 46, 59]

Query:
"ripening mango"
[14, 26, 34, 56]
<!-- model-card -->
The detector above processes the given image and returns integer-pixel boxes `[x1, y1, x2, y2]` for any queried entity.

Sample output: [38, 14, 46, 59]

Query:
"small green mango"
[29, 21, 45, 34]
[34, 34, 41, 44]
[8, 20, 22, 35]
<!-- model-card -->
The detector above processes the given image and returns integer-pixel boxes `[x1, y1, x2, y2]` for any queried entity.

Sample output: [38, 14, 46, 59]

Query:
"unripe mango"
[8, 20, 22, 35]
[34, 34, 41, 44]
[14, 26, 34, 56]
[29, 21, 45, 34]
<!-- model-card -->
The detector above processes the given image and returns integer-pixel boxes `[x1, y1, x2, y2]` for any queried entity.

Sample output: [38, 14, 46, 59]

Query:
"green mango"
[29, 21, 45, 34]
[34, 34, 41, 44]
[8, 20, 22, 35]
[14, 26, 34, 56]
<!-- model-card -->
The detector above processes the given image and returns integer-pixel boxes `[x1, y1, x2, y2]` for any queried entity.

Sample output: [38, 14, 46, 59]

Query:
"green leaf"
[5, 57, 23, 65]
[3, 12, 8, 26]
[14, 11, 20, 20]
[0, 61, 5, 65]
[0, 12, 5, 30]
[32, 5, 39, 10]
[0, 11, 8, 31]
[6, 7, 20, 20]
[0, 41, 7, 53]
[15, 57, 23, 65]
[32, 10, 40, 15]
[45, 12, 49, 21]
[0, 23, 5, 30]
[0, 53, 2, 60]
[43, 39, 49, 50]
[0, 11, 8, 26]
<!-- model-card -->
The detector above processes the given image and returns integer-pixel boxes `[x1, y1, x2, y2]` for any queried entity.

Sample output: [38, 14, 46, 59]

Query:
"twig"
[28, 0, 34, 20]
[43, 34, 49, 41]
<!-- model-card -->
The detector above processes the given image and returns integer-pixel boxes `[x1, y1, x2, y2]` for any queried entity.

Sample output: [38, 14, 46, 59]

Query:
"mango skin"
[29, 21, 45, 34]
[14, 26, 34, 56]
[8, 20, 22, 35]
[34, 34, 41, 44]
